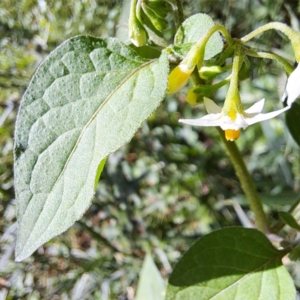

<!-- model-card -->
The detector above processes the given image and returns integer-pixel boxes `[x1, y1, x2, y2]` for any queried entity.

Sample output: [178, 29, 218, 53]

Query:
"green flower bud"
[199, 66, 223, 80]
[129, 16, 148, 47]
[147, 0, 169, 19]
[141, 2, 168, 32]
[186, 86, 204, 105]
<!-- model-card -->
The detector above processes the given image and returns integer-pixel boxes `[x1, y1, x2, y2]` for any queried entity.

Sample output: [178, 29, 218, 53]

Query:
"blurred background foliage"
[1, 0, 300, 299]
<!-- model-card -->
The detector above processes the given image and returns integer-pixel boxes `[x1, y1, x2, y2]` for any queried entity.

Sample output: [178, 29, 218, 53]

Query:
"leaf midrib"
[20, 58, 157, 254]
[210, 255, 281, 299]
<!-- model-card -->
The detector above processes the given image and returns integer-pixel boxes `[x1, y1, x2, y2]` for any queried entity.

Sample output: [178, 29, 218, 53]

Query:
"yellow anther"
[225, 129, 241, 141]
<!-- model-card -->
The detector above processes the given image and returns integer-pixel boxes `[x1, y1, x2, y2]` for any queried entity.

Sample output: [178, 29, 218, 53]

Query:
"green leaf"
[136, 253, 165, 300]
[279, 211, 300, 231]
[286, 101, 300, 147]
[166, 227, 295, 300]
[14, 36, 169, 261]
[174, 13, 223, 60]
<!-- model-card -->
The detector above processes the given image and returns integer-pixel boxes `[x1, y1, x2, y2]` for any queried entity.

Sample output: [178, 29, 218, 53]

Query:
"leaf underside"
[14, 36, 169, 261]
[166, 227, 295, 300]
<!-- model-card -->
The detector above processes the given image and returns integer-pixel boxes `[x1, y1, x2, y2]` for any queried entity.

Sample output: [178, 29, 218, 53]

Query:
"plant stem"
[197, 24, 233, 46]
[218, 128, 270, 233]
[244, 49, 294, 75]
[241, 22, 300, 61]
[182, 24, 233, 69]
[241, 22, 297, 43]
[174, 0, 184, 27]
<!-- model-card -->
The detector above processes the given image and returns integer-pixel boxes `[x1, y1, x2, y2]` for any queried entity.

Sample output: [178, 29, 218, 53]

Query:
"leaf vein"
[19, 58, 157, 254]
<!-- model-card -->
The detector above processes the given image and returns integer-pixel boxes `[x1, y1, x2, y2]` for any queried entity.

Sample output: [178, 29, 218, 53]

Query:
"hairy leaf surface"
[14, 36, 169, 261]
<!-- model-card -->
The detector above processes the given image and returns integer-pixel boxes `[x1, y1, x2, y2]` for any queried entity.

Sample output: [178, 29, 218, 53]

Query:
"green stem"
[241, 22, 297, 43]
[218, 128, 270, 233]
[182, 24, 233, 69]
[130, 0, 138, 17]
[174, 0, 184, 28]
[208, 78, 231, 90]
[245, 49, 294, 75]
[241, 22, 300, 61]
[197, 24, 233, 46]
[136, 0, 143, 21]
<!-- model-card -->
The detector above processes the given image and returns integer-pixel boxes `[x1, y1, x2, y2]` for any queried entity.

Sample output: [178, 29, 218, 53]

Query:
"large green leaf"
[174, 13, 223, 60]
[166, 227, 295, 300]
[14, 36, 169, 261]
[136, 253, 165, 300]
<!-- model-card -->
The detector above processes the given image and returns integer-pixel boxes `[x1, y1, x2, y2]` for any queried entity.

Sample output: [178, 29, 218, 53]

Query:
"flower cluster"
[179, 98, 290, 141]
[168, 58, 300, 141]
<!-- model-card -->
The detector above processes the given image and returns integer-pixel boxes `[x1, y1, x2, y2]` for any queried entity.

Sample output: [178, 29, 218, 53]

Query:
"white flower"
[282, 63, 300, 106]
[179, 97, 290, 141]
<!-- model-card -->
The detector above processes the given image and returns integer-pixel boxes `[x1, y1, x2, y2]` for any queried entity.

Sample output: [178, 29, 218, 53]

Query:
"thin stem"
[135, 0, 143, 22]
[183, 24, 233, 69]
[241, 22, 300, 61]
[207, 78, 231, 90]
[241, 22, 297, 43]
[130, 0, 138, 17]
[174, 0, 184, 27]
[245, 49, 294, 75]
[218, 128, 270, 233]
[196, 24, 233, 48]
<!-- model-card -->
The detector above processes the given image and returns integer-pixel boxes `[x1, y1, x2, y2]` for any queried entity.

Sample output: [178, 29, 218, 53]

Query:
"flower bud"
[199, 66, 223, 80]
[141, 3, 168, 32]
[129, 17, 148, 47]
[167, 64, 194, 94]
[186, 87, 204, 105]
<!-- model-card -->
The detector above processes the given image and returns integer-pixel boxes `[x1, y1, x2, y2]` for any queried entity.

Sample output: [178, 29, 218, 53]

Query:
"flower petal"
[179, 112, 223, 127]
[282, 63, 300, 106]
[218, 114, 248, 130]
[179, 112, 248, 130]
[203, 97, 222, 114]
[244, 106, 290, 125]
[244, 98, 265, 115]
